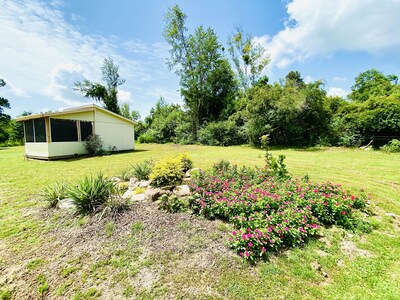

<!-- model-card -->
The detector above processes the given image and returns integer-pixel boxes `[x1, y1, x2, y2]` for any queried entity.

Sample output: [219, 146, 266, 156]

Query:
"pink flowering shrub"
[189, 161, 371, 261]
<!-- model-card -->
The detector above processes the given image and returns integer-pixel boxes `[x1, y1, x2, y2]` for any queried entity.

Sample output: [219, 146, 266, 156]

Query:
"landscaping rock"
[173, 185, 191, 197]
[130, 193, 146, 202]
[122, 190, 135, 200]
[145, 188, 168, 202]
[385, 212, 397, 218]
[139, 180, 150, 188]
[129, 178, 140, 190]
[58, 198, 75, 209]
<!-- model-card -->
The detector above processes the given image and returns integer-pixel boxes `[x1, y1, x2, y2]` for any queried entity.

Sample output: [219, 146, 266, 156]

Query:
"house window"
[80, 121, 93, 141]
[24, 120, 34, 142]
[34, 118, 46, 142]
[51, 119, 78, 142]
[24, 118, 46, 143]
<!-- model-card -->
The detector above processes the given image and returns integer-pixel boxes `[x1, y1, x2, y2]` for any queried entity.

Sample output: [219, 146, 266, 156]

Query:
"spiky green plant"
[41, 181, 68, 208]
[131, 160, 153, 180]
[68, 173, 116, 215]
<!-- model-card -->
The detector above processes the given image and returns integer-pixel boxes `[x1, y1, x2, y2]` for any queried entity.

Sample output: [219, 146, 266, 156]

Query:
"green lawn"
[0, 144, 399, 299]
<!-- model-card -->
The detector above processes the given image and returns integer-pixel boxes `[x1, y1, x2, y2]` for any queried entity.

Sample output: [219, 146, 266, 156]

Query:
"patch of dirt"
[0, 201, 234, 299]
[340, 240, 374, 259]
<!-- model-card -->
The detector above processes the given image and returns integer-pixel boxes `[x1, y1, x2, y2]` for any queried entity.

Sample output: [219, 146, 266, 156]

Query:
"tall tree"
[0, 79, 11, 142]
[227, 28, 270, 91]
[74, 58, 126, 114]
[119, 102, 140, 121]
[163, 5, 237, 136]
[348, 69, 399, 102]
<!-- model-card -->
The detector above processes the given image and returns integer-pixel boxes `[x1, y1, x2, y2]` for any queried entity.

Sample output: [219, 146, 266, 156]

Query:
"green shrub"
[41, 181, 68, 208]
[137, 132, 156, 143]
[117, 181, 129, 192]
[157, 194, 188, 213]
[84, 134, 103, 156]
[0, 289, 12, 300]
[119, 168, 133, 181]
[380, 139, 400, 153]
[149, 156, 184, 187]
[198, 121, 247, 146]
[68, 173, 116, 215]
[132, 160, 153, 180]
[177, 153, 193, 172]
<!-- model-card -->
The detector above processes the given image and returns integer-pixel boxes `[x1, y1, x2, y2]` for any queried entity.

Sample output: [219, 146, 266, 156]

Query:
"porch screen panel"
[80, 121, 93, 141]
[51, 119, 78, 142]
[34, 118, 46, 142]
[24, 120, 34, 142]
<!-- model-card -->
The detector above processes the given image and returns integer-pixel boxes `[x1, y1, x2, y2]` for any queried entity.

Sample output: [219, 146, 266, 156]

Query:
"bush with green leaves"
[68, 173, 116, 215]
[157, 194, 188, 213]
[84, 134, 103, 156]
[380, 139, 400, 153]
[149, 156, 184, 187]
[177, 153, 193, 172]
[132, 160, 153, 180]
[198, 120, 247, 146]
[41, 181, 68, 208]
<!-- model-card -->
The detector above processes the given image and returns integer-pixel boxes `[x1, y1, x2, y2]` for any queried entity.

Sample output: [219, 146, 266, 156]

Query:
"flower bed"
[189, 162, 371, 261]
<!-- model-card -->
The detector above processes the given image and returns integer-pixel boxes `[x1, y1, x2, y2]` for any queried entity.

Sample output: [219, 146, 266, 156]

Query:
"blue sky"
[1, 0, 399, 119]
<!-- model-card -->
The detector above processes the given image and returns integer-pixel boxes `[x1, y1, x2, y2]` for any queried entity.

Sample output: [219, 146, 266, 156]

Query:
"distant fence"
[372, 136, 400, 148]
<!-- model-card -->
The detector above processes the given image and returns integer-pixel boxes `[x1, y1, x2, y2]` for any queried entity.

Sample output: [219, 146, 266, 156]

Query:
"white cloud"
[0, 0, 175, 117]
[333, 76, 347, 82]
[304, 75, 313, 84]
[117, 89, 132, 102]
[256, 0, 400, 69]
[0, 76, 29, 97]
[43, 63, 90, 106]
[327, 87, 348, 98]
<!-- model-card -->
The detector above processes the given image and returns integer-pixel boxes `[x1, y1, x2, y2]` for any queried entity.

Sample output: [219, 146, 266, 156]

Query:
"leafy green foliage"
[139, 98, 187, 143]
[157, 194, 188, 213]
[83, 134, 103, 156]
[68, 173, 116, 215]
[227, 28, 270, 91]
[348, 69, 398, 102]
[119, 102, 140, 121]
[198, 121, 247, 146]
[74, 57, 125, 114]
[163, 5, 237, 136]
[177, 153, 193, 172]
[149, 156, 184, 187]
[380, 139, 400, 153]
[131, 160, 153, 180]
[41, 181, 68, 208]
[0, 79, 11, 143]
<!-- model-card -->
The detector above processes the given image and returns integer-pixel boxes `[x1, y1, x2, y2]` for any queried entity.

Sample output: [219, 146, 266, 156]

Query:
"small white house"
[16, 104, 135, 160]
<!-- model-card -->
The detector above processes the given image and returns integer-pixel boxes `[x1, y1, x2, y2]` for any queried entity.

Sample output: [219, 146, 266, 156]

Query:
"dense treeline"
[134, 5, 400, 147]
[1, 5, 399, 148]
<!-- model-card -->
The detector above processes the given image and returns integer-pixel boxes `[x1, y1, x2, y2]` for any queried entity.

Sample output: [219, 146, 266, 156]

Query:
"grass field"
[0, 144, 399, 299]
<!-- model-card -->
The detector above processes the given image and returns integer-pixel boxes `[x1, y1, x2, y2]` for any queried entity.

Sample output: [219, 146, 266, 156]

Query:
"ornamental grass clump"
[189, 161, 371, 261]
[131, 160, 153, 181]
[41, 181, 68, 208]
[68, 173, 116, 215]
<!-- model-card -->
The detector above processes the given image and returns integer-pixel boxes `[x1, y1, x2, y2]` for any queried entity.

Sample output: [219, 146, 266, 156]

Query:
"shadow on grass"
[248, 145, 330, 152]
[42, 149, 150, 162]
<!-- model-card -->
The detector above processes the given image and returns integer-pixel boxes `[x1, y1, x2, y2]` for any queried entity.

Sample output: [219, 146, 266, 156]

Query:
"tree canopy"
[74, 58, 125, 114]
[163, 5, 237, 136]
